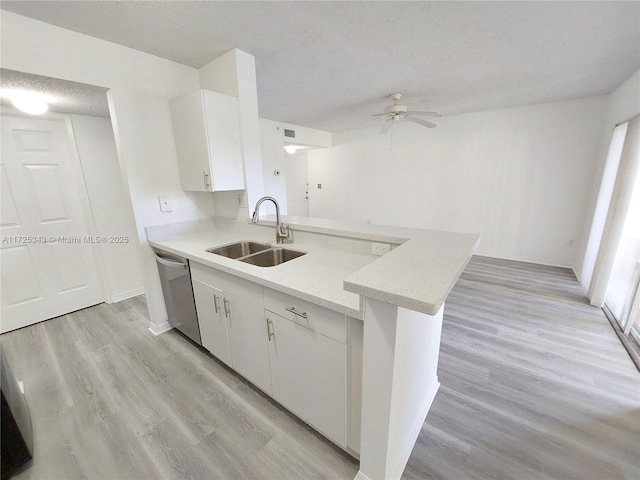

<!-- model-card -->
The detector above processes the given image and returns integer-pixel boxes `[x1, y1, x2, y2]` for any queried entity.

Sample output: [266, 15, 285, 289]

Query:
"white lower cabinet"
[190, 263, 271, 395]
[192, 279, 232, 367]
[190, 262, 355, 450]
[267, 311, 347, 446]
[225, 291, 272, 395]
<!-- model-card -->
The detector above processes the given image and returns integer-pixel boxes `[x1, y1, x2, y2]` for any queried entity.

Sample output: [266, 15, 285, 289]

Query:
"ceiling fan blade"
[373, 112, 389, 117]
[406, 116, 437, 128]
[380, 118, 393, 134]
[405, 111, 442, 117]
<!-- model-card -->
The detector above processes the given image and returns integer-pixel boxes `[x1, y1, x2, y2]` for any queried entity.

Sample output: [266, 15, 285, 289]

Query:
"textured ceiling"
[1, 1, 638, 131]
[0, 69, 110, 117]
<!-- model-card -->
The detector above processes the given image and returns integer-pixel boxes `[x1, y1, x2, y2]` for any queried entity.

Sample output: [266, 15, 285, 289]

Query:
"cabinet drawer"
[191, 263, 263, 306]
[264, 288, 346, 344]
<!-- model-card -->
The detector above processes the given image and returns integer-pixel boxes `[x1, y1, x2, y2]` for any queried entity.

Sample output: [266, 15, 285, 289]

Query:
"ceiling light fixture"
[12, 93, 49, 115]
[284, 145, 298, 154]
[1, 89, 51, 115]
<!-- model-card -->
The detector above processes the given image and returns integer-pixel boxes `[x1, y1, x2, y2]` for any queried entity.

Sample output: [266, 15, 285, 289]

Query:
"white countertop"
[148, 217, 480, 319]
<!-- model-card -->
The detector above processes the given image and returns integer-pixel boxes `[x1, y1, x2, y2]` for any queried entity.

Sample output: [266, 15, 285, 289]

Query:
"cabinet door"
[267, 312, 347, 446]
[202, 90, 245, 191]
[170, 90, 211, 192]
[192, 279, 232, 366]
[225, 292, 272, 395]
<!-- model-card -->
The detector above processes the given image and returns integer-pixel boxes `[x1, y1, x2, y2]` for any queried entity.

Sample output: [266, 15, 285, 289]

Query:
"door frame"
[622, 261, 640, 336]
[1, 106, 108, 305]
[589, 119, 640, 306]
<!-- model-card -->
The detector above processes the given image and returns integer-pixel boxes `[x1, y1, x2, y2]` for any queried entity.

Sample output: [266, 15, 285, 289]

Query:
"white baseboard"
[389, 380, 441, 480]
[148, 321, 173, 336]
[353, 471, 372, 480]
[108, 286, 145, 304]
[475, 252, 574, 270]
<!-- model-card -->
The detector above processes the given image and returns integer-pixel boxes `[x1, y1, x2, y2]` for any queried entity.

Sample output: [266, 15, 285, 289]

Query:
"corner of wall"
[198, 49, 239, 97]
[198, 49, 265, 214]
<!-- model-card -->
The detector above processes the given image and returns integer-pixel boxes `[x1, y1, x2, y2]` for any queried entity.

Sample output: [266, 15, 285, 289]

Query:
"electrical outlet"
[158, 195, 172, 212]
[372, 242, 391, 256]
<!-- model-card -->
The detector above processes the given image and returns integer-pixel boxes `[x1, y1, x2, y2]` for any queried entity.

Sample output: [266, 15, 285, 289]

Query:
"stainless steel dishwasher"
[154, 249, 202, 345]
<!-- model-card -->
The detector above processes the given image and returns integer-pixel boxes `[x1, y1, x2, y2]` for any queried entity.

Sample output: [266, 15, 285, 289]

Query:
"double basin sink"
[206, 241, 306, 267]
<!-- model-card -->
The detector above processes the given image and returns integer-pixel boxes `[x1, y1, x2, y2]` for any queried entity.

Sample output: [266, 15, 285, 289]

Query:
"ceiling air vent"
[284, 129, 295, 138]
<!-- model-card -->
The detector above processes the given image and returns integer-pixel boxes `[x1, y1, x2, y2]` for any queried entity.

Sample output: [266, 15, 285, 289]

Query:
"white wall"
[257, 118, 331, 217]
[578, 69, 640, 289]
[308, 96, 608, 269]
[259, 118, 289, 215]
[70, 114, 144, 301]
[1, 12, 212, 331]
[278, 121, 332, 148]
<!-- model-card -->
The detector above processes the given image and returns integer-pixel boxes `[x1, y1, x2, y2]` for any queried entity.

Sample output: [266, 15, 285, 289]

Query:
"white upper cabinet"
[170, 90, 245, 192]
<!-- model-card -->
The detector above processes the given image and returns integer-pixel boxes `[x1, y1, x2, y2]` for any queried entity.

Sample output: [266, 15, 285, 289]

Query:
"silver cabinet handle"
[266, 318, 274, 341]
[213, 294, 220, 314]
[286, 306, 307, 319]
[223, 298, 230, 318]
[155, 255, 187, 268]
[203, 171, 211, 190]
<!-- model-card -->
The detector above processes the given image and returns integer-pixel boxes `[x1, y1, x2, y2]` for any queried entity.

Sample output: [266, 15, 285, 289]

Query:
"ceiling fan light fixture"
[373, 92, 441, 133]
[386, 104, 407, 115]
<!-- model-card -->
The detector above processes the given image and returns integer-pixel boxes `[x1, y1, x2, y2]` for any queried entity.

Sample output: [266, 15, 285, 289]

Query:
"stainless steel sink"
[239, 248, 306, 267]
[206, 241, 306, 267]
[206, 241, 271, 259]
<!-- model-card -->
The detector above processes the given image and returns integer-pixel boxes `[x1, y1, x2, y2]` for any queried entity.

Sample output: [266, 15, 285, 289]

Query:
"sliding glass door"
[604, 119, 640, 354]
[605, 179, 640, 344]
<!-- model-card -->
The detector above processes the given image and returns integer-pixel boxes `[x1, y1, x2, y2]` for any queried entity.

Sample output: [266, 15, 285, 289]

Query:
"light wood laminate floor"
[2, 256, 638, 479]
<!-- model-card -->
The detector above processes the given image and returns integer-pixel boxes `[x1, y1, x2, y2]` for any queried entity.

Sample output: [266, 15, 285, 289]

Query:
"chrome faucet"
[251, 196, 291, 244]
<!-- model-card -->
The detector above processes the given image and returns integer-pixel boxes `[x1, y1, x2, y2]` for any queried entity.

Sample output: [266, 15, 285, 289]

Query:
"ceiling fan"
[374, 93, 441, 133]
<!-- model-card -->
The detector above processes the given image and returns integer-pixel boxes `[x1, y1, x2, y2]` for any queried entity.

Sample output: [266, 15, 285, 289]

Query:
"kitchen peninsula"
[149, 216, 479, 480]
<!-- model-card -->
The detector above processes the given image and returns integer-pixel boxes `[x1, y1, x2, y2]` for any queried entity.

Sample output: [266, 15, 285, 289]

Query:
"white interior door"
[1, 113, 103, 333]
[284, 151, 309, 217]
